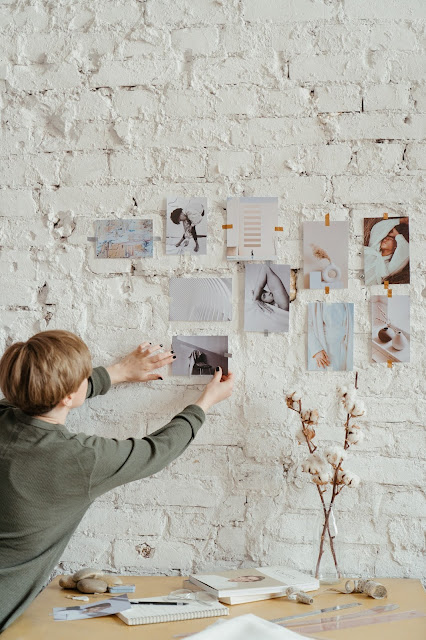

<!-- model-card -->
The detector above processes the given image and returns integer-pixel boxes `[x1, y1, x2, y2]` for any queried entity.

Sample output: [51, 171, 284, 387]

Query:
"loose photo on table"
[307, 302, 354, 371]
[95, 220, 153, 258]
[171, 336, 228, 376]
[166, 196, 207, 255]
[244, 264, 290, 333]
[226, 197, 278, 260]
[364, 216, 410, 286]
[53, 595, 130, 621]
[169, 278, 232, 322]
[303, 221, 348, 289]
[371, 295, 410, 363]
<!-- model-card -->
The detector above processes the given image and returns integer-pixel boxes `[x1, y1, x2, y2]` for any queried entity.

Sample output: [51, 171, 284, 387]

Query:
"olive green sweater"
[0, 367, 205, 632]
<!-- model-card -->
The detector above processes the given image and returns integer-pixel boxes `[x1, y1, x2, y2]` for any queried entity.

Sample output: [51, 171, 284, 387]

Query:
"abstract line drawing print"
[226, 197, 278, 260]
[95, 220, 153, 259]
[170, 278, 232, 322]
[171, 336, 229, 376]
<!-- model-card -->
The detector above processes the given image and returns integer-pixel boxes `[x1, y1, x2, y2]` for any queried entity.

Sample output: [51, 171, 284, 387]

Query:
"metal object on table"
[285, 604, 399, 629]
[271, 601, 361, 623]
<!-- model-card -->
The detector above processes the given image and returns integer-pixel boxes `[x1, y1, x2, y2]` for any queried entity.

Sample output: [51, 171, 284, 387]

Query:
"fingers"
[145, 373, 164, 381]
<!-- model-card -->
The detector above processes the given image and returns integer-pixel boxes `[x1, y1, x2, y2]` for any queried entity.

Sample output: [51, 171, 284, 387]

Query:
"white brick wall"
[1, 0, 425, 581]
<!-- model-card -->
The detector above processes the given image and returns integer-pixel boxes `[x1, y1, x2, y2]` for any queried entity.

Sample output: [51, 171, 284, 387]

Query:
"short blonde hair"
[0, 330, 92, 415]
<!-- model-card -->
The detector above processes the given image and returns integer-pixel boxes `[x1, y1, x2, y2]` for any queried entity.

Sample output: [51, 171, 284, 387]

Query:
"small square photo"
[166, 196, 207, 255]
[171, 336, 228, 376]
[95, 220, 153, 258]
[364, 217, 410, 286]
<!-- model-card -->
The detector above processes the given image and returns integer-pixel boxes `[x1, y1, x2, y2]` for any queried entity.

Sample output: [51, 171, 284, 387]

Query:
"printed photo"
[53, 595, 130, 621]
[226, 197, 278, 261]
[308, 302, 354, 372]
[171, 336, 228, 376]
[303, 221, 348, 289]
[166, 196, 207, 255]
[244, 264, 290, 333]
[170, 278, 232, 322]
[364, 217, 410, 286]
[95, 220, 153, 259]
[371, 295, 410, 363]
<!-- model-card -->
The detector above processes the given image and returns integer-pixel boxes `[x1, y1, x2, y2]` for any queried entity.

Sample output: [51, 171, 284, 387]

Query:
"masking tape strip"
[384, 280, 389, 289]
[388, 289, 392, 297]
[275, 226, 283, 231]
[325, 286, 330, 294]
[387, 360, 393, 368]
[87, 237, 97, 242]
[325, 213, 330, 226]
[383, 212, 389, 219]
[222, 224, 233, 229]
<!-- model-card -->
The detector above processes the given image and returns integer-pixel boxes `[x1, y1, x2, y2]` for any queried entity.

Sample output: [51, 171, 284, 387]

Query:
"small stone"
[77, 578, 108, 594]
[102, 575, 123, 587]
[59, 575, 77, 589]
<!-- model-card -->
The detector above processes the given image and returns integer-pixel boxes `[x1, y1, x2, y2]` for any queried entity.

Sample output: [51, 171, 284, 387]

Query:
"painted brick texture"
[0, 0, 425, 582]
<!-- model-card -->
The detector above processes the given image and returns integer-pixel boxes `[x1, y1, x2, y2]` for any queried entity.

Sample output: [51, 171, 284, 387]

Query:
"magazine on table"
[189, 566, 319, 602]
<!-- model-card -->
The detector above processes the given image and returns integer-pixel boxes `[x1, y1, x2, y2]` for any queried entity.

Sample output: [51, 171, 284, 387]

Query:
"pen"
[130, 601, 190, 606]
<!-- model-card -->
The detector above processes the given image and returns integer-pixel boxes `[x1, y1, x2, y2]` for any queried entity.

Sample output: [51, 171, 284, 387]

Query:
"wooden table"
[3, 576, 425, 639]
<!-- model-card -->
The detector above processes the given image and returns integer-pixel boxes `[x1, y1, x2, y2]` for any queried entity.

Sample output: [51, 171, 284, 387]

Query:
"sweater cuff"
[86, 366, 112, 398]
[183, 404, 206, 434]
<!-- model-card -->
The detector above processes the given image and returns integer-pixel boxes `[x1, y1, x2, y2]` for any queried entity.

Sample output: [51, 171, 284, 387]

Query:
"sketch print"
[226, 197, 278, 260]
[95, 220, 153, 259]
[364, 217, 410, 286]
[170, 278, 232, 322]
[308, 302, 354, 372]
[171, 336, 228, 376]
[244, 264, 290, 332]
[303, 221, 348, 289]
[371, 295, 410, 363]
[166, 196, 207, 255]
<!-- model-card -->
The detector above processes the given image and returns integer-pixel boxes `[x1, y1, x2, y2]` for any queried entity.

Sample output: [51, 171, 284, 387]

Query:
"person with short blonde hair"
[0, 330, 234, 632]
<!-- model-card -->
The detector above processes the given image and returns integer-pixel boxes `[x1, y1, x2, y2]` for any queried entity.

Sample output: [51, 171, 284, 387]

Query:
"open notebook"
[116, 596, 229, 626]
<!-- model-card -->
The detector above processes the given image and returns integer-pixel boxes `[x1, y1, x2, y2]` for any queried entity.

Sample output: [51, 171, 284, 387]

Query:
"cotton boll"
[295, 428, 305, 444]
[347, 427, 364, 445]
[340, 470, 360, 487]
[292, 392, 302, 402]
[325, 446, 347, 466]
[344, 391, 357, 413]
[337, 386, 348, 398]
[301, 453, 326, 474]
[301, 410, 311, 421]
[351, 401, 365, 417]
[311, 470, 332, 485]
[309, 409, 319, 424]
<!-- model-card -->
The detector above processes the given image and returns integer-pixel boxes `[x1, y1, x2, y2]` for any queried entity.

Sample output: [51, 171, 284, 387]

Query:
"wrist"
[194, 393, 211, 413]
[106, 363, 128, 385]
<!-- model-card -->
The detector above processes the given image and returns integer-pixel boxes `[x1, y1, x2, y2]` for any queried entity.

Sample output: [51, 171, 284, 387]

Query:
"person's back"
[0, 330, 233, 631]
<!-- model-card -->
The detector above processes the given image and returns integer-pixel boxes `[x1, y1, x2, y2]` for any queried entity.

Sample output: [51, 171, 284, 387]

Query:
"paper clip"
[224, 352, 232, 358]
[325, 286, 330, 295]
[383, 212, 389, 220]
[383, 281, 389, 289]
[264, 330, 269, 337]
[387, 360, 393, 368]
[152, 236, 161, 242]
[87, 237, 97, 242]
[222, 224, 233, 229]
[325, 213, 330, 226]
[388, 289, 392, 298]
[275, 226, 283, 232]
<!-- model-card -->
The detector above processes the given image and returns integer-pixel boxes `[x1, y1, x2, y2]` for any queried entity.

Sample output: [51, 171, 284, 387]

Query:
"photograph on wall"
[171, 336, 228, 376]
[364, 217, 410, 286]
[53, 595, 130, 621]
[244, 264, 290, 333]
[308, 302, 354, 371]
[95, 220, 153, 258]
[226, 197, 278, 261]
[303, 221, 348, 289]
[170, 278, 232, 322]
[371, 295, 410, 363]
[166, 196, 207, 255]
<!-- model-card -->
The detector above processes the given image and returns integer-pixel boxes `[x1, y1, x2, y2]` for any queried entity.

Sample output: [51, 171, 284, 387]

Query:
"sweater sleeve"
[86, 404, 205, 499]
[86, 367, 111, 399]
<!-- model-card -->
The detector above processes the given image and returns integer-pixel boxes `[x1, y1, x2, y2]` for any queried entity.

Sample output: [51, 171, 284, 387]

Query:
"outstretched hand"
[106, 342, 174, 384]
[194, 367, 234, 413]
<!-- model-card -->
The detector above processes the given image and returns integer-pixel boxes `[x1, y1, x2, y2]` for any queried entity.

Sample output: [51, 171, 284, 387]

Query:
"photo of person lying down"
[244, 264, 290, 332]
[364, 217, 410, 286]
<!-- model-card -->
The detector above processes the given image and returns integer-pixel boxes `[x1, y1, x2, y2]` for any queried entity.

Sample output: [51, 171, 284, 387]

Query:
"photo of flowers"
[95, 220, 153, 259]
[371, 295, 410, 363]
[166, 196, 207, 255]
[308, 303, 354, 371]
[226, 197, 278, 260]
[364, 217, 410, 286]
[303, 221, 348, 289]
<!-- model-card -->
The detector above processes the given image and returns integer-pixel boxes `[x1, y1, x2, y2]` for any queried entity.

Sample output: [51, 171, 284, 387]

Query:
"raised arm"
[252, 265, 268, 300]
[265, 265, 289, 311]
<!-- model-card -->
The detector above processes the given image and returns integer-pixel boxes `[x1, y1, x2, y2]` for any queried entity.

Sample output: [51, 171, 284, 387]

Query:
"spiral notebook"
[116, 596, 229, 626]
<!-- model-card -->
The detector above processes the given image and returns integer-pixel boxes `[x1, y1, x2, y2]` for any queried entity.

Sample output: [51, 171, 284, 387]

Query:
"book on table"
[116, 596, 229, 626]
[189, 566, 319, 604]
